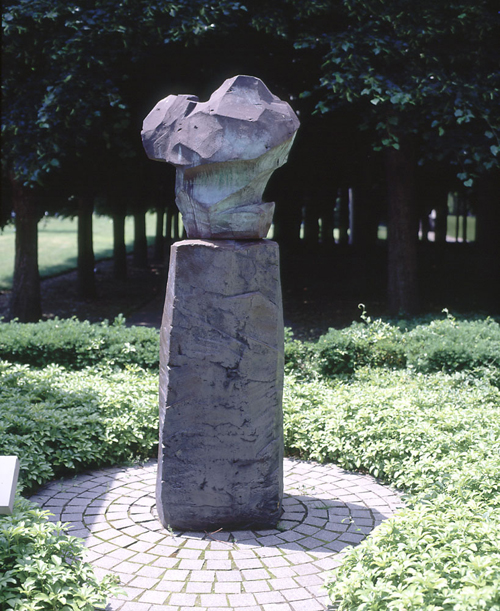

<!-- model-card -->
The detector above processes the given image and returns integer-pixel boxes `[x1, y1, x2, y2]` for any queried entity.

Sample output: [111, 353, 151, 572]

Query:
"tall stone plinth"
[157, 239, 284, 531]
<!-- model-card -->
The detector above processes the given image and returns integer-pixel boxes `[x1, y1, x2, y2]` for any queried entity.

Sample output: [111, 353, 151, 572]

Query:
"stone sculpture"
[142, 75, 299, 531]
[142, 75, 299, 239]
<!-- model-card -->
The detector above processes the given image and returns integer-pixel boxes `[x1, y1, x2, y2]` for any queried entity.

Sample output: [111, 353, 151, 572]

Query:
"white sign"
[0, 456, 20, 515]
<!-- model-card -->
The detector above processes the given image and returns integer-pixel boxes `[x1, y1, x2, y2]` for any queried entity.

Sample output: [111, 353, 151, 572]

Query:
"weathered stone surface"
[157, 239, 284, 530]
[142, 75, 300, 239]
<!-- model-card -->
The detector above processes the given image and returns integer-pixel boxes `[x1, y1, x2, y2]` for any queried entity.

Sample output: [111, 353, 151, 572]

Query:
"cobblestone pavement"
[29, 459, 404, 611]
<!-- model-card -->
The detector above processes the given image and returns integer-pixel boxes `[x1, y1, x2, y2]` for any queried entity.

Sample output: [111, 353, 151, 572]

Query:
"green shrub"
[282, 369, 500, 609]
[314, 311, 406, 377]
[327, 496, 500, 611]
[406, 313, 500, 374]
[2, 313, 500, 610]
[0, 361, 158, 494]
[0, 497, 119, 610]
[283, 368, 500, 494]
[0, 316, 160, 370]
[284, 327, 317, 379]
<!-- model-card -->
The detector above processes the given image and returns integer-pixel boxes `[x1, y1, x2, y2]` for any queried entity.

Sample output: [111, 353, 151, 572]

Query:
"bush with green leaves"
[283, 368, 500, 609]
[0, 316, 160, 370]
[0, 361, 158, 494]
[0, 497, 120, 611]
[284, 327, 317, 379]
[405, 313, 500, 374]
[286, 311, 500, 380]
[1, 312, 500, 609]
[305, 310, 407, 377]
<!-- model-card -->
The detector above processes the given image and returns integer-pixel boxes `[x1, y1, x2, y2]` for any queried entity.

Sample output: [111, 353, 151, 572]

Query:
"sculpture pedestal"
[157, 239, 284, 531]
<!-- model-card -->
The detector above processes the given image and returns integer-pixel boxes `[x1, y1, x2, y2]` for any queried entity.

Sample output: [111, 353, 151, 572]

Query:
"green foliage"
[1, 314, 499, 609]
[295, 0, 500, 182]
[0, 316, 160, 370]
[284, 327, 317, 379]
[405, 313, 500, 374]
[283, 368, 500, 495]
[327, 497, 500, 611]
[0, 497, 119, 611]
[286, 312, 500, 380]
[283, 368, 500, 609]
[314, 310, 406, 377]
[0, 361, 158, 494]
[2, 0, 247, 186]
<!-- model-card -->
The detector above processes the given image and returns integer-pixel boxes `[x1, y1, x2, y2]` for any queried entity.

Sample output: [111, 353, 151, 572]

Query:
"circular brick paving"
[29, 458, 403, 611]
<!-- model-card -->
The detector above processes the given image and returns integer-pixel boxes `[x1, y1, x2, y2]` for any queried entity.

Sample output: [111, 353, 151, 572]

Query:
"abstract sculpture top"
[142, 75, 300, 239]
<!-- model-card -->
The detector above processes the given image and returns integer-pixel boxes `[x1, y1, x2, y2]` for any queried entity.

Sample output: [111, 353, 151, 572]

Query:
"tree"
[294, 0, 500, 313]
[2, 0, 247, 320]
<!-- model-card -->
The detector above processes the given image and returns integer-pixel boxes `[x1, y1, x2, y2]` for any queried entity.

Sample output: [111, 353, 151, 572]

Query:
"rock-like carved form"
[142, 76, 296, 531]
[142, 75, 300, 239]
[157, 240, 284, 530]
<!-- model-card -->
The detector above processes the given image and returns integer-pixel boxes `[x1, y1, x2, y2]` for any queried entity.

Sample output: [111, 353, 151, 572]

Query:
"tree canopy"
[2, 0, 499, 320]
[1, 0, 247, 188]
[296, 0, 500, 185]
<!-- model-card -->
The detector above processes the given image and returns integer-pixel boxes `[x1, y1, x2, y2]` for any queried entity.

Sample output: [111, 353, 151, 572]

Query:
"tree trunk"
[272, 196, 302, 253]
[172, 210, 181, 240]
[77, 196, 96, 299]
[9, 180, 42, 322]
[301, 196, 319, 250]
[337, 187, 349, 245]
[385, 139, 419, 315]
[133, 211, 148, 268]
[154, 204, 165, 262]
[319, 198, 335, 250]
[113, 211, 127, 281]
[475, 170, 500, 255]
[462, 195, 468, 243]
[434, 196, 448, 243]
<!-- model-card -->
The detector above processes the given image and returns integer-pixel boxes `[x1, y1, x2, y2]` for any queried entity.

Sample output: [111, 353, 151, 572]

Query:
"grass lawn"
[0, 214, 158, 290]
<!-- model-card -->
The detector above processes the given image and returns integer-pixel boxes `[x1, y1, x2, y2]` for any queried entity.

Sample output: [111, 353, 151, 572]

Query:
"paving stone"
[155, 580, 184, 592]
[291, 598, 324, 610]
[116, 587, 147, 602]
[30, 458, 403, 611]
[137, 565, 165, 579]
[215, 583, 241, 594]
[205, 550, 230, 560]
[128, 575, 160, 589]
[267, 567, 297, 579]
[120, 602, 152, 611]
[216, 571, 242, 582]
[128, 541, 156, 553]
[113, 534, 139, 547]
[160, 569, 189, 581]
[268, 577, 299, 590]
[242, 569, 270, 581]
[254, 591, 286, 605]
[243, 581, 270, 593]
[153, 557, 180, 569]
[169, 594, 197, 606]
[206, 560, 232, 570]
[139, 591, 169, 605]
[178, 559, 204, 570]
[228, 594, 257, 607]
[295, 574, 324, 588]
[129, 552, 159, 564]
[200, 594, 229, 607]
[281, 587, 312, 602]
[190, 570, 216, 582]
[261, 556, 289, 568]
[233, 558, 263, 570]
[186, 582, 213, 594]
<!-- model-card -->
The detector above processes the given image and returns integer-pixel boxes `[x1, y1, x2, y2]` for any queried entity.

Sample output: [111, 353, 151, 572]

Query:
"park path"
[30, 458, 403, 611]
